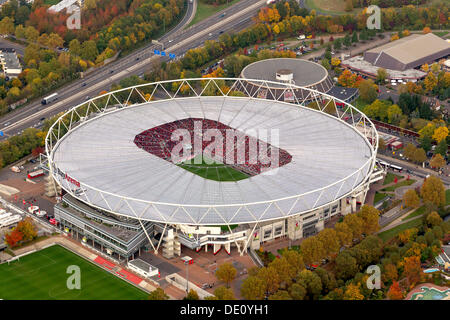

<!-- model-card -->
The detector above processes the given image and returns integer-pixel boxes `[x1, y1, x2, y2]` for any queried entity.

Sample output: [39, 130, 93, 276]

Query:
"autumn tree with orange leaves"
[387, 281, 403, 300]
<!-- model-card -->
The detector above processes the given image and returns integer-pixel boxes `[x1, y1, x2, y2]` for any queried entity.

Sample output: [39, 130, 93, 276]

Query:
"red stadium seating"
[134, 118, 292, 176]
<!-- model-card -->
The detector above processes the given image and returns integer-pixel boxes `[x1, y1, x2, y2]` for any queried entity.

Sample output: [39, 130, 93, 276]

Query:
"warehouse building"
[363, 33, 450, 71]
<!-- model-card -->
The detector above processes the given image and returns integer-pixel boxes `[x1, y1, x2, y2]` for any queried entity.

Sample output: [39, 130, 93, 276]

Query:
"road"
[377, 153, 450, 186]
[0, 0, 264, 140]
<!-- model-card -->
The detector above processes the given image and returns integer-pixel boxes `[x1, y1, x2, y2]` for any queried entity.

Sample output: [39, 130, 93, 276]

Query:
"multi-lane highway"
[0, 0, 265, 139]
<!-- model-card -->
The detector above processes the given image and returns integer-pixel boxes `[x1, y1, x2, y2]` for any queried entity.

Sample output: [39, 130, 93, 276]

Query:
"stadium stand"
[134, 118, 292, 176]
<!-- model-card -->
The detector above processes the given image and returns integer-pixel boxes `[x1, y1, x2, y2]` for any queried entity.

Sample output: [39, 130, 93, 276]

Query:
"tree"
[333, 38, 342, 51]
[282, 249, 304, 276]
[240, 276, 265, 300]
[358, 79, 378, 104]
[269, 290, 292, 300]
[383, 264, 398, 285]
[387, 281, 403, 300]
[296, 270, 322, 300]
[215, 262, 237, 288]
[317, 228, 340, 258]
[257, 266, 280, 295]
[435, 139, 447, 157]
[335, 251, 358, 280]
[343, 34, 351, 47]
[184, 289, 199, 300]
[420, 176, 445, 207]
[412, 148, 426, 164]
[5, 229, 23, 247]
[424, 72, 438, 92]
[16, 218, 37, 242]
[357, 205, 380, 235]
[378, 138, 386, 152]
[338, 69, 357, 87]
[300, 237, 325, 265]
[0, 17, 14, 35]
[213, 286, 235, 300]
[376, 68, 387, 84]
[351, 32, 358, 43]
[343, 213, 364, 240]
[335, 222, 352, 246]
[80, 40, 99, 62]
[426, 211, 443, 227]
[430, 154, 445, 170]
[269, 256, 295, 288]
[148, 288, 169, 300]
[403, 189, 420, 209]
[343, 283, 364, 300]
[404, 143, 417, 160]
[403, 255, 422, 286]
[314, 267, 336, 294]
[422, 26, 432, 34]
[432, 126, 448, 143]
[289, 283, 306, 300]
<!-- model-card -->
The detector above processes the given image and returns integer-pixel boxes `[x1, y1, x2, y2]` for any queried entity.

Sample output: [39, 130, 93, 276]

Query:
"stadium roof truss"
[45, 78, 378, 231]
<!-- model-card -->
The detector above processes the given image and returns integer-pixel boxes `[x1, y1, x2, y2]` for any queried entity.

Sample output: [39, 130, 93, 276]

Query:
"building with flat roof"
[0, 48, 22, 78]
[364, 33, 450, 71]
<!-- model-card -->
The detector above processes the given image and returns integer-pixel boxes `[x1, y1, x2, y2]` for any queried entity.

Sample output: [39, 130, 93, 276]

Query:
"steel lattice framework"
[45, 78, 378, 227]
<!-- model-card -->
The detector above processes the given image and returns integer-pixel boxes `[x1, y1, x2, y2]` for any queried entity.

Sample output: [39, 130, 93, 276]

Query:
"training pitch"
[0, 245, 148, 300]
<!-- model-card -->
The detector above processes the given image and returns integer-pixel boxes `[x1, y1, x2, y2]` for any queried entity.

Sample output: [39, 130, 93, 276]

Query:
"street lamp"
[184, 260, 189, 293]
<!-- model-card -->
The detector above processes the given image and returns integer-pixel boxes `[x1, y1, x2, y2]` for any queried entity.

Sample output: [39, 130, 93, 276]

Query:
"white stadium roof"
[48, 78, 376, 225]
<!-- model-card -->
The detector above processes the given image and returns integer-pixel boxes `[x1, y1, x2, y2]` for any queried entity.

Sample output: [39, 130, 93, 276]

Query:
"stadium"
[44, 78, 382, 262]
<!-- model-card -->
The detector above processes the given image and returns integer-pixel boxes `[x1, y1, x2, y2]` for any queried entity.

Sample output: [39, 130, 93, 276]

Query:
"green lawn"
[433, 31, 448, 37]
[381, 179, 416, 192]
[383, 172, 403, 185]
[374, 192, 388, 204]
[402, 205, 427, 221]
[188, 0, 239, 27]
[446, 189, 450, 206]
[378, 218, 423, 242]
[178, 155, 250, 181]
[0, 245, 148, 300]
[44, 0, 60, 5]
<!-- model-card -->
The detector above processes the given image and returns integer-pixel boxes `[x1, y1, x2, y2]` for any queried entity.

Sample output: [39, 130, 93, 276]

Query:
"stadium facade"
[44, 78, 383, 261]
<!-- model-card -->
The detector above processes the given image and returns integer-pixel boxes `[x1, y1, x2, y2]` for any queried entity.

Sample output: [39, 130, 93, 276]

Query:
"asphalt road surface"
[0, 0, 264, 140]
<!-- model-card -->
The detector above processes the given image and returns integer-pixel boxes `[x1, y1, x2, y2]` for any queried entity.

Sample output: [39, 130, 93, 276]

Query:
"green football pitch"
[177, 155, 250, 181]
[0, 245, 148, 300]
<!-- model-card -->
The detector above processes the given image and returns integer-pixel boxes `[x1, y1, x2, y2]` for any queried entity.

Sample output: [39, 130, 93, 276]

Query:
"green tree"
[403, 189, 420, 208]
[240, 276, 265, 300]
[300, 236, 326, 265]
[357, 205, 380, 235]
[420, 176, 445, 207]
[184, 289, 199, 300]
[376, 68, 387, 84]
[426, 211, 443, 227]
[148, 288, 169, 300]
[358, 79, 378, 104]
[335, 251, 358, 280]
[289, 283, 306, 300]
[296, 269, 322, 300]
[0, 17, 14, 35]
[215, 262, 237, 288]
[213, 286, 235, 300]
[257, 266, 280, 295]
[317, 228, 340, 258]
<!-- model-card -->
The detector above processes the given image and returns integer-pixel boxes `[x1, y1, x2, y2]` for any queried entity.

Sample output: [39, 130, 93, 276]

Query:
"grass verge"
[378, 218, 422, 242]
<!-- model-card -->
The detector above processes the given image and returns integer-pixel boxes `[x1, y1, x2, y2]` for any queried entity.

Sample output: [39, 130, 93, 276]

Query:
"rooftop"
[241, 58, 329, 88]
[51, 96, 374, 225]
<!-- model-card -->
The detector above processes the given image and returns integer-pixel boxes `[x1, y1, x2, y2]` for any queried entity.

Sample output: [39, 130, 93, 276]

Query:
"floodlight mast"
[45, 78, 378, 255]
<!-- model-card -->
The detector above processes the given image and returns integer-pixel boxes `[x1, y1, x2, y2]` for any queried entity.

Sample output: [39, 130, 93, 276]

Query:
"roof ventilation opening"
[275, 69, 295, 84]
